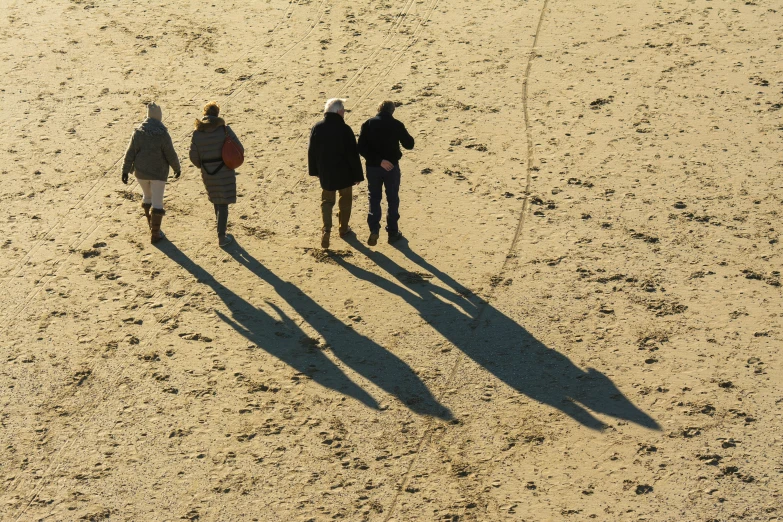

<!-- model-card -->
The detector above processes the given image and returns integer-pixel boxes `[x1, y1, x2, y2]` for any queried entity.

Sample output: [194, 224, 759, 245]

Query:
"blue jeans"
[366, 165, 400, 234]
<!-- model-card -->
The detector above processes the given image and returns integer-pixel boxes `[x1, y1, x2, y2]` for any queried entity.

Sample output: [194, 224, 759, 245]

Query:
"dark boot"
[150, 208, 165, 243]
[215, 204, 229, 238]
[142, 203, 152, 229]
[321, 227, 330, 249]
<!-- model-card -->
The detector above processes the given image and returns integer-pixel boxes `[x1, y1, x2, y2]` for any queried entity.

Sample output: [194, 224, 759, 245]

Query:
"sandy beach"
[1, 0, 781, 520]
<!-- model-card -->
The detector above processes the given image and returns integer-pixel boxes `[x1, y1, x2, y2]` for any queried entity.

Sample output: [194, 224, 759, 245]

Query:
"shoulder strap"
[204, 160, 224, 176]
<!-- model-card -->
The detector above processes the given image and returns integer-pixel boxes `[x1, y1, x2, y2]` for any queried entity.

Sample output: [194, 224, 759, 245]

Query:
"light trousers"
[137, 178, 166, 210]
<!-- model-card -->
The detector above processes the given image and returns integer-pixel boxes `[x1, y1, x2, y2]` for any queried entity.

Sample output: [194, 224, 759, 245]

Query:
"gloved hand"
[174, 171, 181, 179]
[122, 172, 129, 184]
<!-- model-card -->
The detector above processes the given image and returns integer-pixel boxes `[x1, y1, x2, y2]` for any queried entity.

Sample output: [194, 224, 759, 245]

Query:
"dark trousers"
[214, 203, 229, 237]
[366, 165, 400, 234]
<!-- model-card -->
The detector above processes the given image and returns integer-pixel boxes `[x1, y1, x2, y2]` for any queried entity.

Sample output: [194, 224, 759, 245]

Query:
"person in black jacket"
[357, 100, 414, 245]
[308, 98, 364, 249]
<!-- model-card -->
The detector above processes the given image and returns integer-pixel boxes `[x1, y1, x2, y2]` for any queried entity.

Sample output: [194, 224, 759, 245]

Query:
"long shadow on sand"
[337, 236, 660, 431]
[157, 240, 451, 420]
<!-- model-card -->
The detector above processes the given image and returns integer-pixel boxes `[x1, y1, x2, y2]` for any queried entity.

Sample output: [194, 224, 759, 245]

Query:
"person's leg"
[137, 178, 152, 204]
[137, 178, 153, 227]
[150, 180, 166, 211]
[150, 208, 165, 243]
[321, 189, 336, 248]
[337, 186, 353, 236]
[216, 204, 229, 238]
[321, 190, 336, 231]
[141, 203, 152, 227]
[384, 166, 401, 237]
[366, 167, 384, 245]
[148, 180, 167, 243]
[216, 204, 232, 246]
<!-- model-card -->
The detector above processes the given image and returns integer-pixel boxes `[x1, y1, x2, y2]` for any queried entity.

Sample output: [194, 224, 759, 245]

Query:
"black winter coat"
[357, 111, 414, 168]
[308, 112, 364, 191]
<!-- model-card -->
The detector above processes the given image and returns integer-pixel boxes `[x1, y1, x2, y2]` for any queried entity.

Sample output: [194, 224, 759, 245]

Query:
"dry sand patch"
[1, 0, 781, 520]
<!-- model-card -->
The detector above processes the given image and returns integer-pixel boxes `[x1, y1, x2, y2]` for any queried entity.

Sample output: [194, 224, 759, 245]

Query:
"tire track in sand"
[382, 1, 550, 519]
[0, 0, 328, 328]
[184, 0, 301, 105]
[255, 0, 437, 222]
[9, 0, 433, 515]
[334, 0, 418, 96]
[6, 0, 423, 517]
[6, 2, 336, 518]
[0, 0, 313, 313]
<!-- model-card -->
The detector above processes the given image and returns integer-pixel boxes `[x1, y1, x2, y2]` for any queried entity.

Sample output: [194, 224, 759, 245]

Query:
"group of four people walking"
[122, 98, 414, 249]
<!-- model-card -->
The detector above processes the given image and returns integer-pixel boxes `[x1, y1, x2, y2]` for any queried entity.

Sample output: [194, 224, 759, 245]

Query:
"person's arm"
[357, 121, 382, 165]
[163, 133, 181, 177]
[346, 126, 364, 183]
[121, 133, 136, 181]
[226, 125, 244, 153]
[357, 121, 372, 161]
[307, 126, 319, 177]
[399, 121, 415, 150]
[188, 133, 202, 168]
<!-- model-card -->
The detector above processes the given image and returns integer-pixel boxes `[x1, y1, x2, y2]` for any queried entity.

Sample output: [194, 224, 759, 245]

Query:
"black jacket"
[308, 112, 364, 191]
[357, 111, 415, 167]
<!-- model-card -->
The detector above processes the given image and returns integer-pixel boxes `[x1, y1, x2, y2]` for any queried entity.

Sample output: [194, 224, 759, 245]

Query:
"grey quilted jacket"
[189, 116, 244, 205]
[122, 118, 181, 181]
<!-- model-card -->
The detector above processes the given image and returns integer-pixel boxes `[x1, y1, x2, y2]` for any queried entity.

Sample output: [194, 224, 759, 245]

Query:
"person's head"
[203, 101, 220, 117]
[377, 100, 395, 115]
[147, 102, 163, 121]
[324, 98, 346, 116]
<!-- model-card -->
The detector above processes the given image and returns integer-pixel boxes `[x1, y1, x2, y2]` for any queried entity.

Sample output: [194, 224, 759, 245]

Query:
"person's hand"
[380, 160, 394, 171]
[121, 172, 129, 184]
[174, 171, 181, 179]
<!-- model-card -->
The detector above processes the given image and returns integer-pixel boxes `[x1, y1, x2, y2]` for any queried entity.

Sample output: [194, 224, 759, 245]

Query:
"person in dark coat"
[122, 102, 181, 244]
[308, 98, 364, 249]
[357, 100, 414, 246]
[189, 101, 244, 247]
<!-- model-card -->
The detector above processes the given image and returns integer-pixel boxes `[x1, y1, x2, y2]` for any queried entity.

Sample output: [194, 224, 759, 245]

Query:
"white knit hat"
[147, 102, 162, 121]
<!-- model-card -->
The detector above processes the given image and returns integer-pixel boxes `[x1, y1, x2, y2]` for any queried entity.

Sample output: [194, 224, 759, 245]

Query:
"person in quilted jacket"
[121, 102, 181, 243]
[189, 101, 244, 247]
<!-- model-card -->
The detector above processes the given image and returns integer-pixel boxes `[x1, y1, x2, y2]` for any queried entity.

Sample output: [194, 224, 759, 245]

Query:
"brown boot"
[321, 227, 330, 249]
[150, 208, 165, 243]
[141, 203, 152, 229]
[337, 187, 352, 236]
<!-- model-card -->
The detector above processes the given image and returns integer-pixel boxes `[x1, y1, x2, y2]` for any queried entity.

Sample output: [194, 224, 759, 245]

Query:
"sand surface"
[1, 0, 782, 520]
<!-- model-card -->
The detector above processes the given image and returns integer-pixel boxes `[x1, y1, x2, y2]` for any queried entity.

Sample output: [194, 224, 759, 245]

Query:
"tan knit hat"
[147, 102, 163, 121]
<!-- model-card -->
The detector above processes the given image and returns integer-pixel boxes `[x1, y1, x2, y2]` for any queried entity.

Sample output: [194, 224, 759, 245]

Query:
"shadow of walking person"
[222, 241, 453, 421]
[156, 240, 452, 420]
[155, 240, 379, 411]
[338, 236, 660, 431]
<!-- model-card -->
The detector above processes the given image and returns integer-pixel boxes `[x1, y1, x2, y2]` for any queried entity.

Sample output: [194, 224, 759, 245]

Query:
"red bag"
[222, 126, 244, 170]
